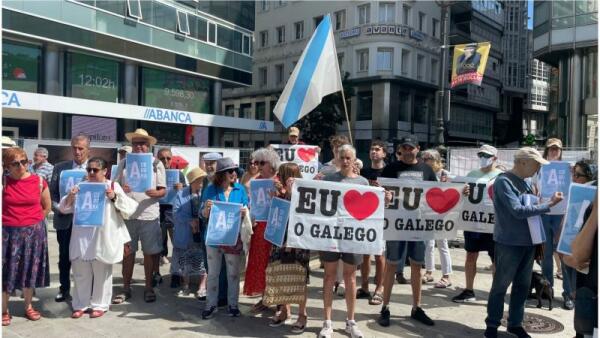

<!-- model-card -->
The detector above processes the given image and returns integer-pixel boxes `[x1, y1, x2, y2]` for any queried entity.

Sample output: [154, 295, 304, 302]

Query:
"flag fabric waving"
[273, 14, 343, 128]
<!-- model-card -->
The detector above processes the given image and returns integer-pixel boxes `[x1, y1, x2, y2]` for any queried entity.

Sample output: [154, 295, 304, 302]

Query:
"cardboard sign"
[125, 153, 154, 193]
[74, 182, 107, 227]
[250, 179, 275, 221]
[206, 201, 243, 246]
[287, 179, 385, 255]
[451, 176, 495, 233]
[539, 161, 572, 215]
[557, 183, 597, 255]
[160, 169, 181, 205]
[264, 197, 291, 247]
[59, 169, 87, 199]
[271, 144, 319, 179]
[378, 178, 464, 241]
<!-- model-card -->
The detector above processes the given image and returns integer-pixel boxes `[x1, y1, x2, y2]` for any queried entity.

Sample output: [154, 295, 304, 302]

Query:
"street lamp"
[434, 0, 455, 146]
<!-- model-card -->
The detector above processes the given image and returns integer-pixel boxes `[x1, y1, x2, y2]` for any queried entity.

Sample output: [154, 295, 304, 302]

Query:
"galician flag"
[273, 14, 343, 128]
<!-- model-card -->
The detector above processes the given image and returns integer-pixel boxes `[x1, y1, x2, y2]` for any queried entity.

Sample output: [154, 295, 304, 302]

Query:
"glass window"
[2, 41, 41, 93]
[431, 59, 438, 83]
[376, 48, 393, 71]
[314, 15, 324, 29]
[260, 0, 268, 11]
[208, 22, 216, 44]
[417, 55, 424, 80]
[127, 0, 142, 19]
[295, 21, 304, 39]
[152, 1, 177, 31]
[398, 92, 410, 122]
[379, 3, 395, 23]
[357, 49, 369, 72]
[275, 64, 284, 84]
[141, 67, 212, 113]
[357, 91, 373, 121]
[432, 18, 439, 38]
[553, 0, 574, 18]
[256, 102, 266, 120]
[260, 30, 269, 47]
[584, 49, 597, 99]
[358, 4, 370, 25]
[337, 53, 344, 73]
[270, 100, 278, 121]
[401, 49, 410, 75]
[225, 104, 235, 117]
[403, 5, 411, 26]
[576, 0, 598, 14]
[533, 1, 549, 27]
[67, 52, 120, 102]
[418, 12, 426, 32]
[96, 0, 126, 16]
[243, 35, 251, 54]
[552, 16, 574, 28]
[414, 96, 428, 124]
[276, 26, 286, 44]
[259, 67, 267, 86]
[217, 26, 242, 52]
[176, 11, 190, 34]
[239, 103, 252, 118]
[335, 10, 346, 30]
[196, 17, 208, 41]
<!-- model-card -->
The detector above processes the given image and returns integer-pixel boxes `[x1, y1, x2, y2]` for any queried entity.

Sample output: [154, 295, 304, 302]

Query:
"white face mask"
[480, 157, 494, 169]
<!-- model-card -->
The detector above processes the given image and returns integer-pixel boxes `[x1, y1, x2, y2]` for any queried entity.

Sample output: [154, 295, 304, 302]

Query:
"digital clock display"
[141, 67, 211, 114]
[68, 53, 120, 102]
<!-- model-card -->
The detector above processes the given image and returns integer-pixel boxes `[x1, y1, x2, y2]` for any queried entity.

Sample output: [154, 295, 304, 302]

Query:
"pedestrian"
[118, 145, 131, 161]
[484, 147, 563, 338]
[50, 134, 91, 303]
[318, 144, 367, 338]
[286, 126, 305, 145]
[58, 157, 134, 319]
[200, 157, 249, 319]
[420, 149, 453, 289]
[357, 140, 387, 305]
[379, 135, 436, 327]
[29, 147, 54, 183]
[2, 147, 51, 325]
[245, 148, 279, 311]
[240, 155, 260, 193]
[112, 128, 166, 304]
[267, 162, 310, 333]
[452, 144, 503, 303]
[171, 167, 208, 299]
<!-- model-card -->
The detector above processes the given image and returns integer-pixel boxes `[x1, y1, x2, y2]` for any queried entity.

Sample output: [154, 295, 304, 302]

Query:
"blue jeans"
[541, 214, 573, 298]
[486, 243, 535, 328]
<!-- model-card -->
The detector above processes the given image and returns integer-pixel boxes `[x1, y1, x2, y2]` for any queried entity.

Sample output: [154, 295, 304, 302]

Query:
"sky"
[528, 0, 533, 29]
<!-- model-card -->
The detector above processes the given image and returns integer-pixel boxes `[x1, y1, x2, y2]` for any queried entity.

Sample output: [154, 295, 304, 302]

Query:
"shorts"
[385, 241, 425, 264]
[464, 231, 495, 260]
[125, 218, 163, 255]
[319, 251, 362, 266]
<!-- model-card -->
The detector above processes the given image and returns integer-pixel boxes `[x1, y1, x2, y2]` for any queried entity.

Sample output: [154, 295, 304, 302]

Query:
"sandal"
[90, 310, 105, 318]
[356, 288, 370, 299]
[434, 278, 452, 289]
[2, 312, 11, 326]
[369, 292, 384, 305]
[144, 289, 156, 303]
[250, 299, 268, 314]
[24, 307, 41, 321]
[421, 274, 434, 284]
[71, 310, 86, 319]
[291, 314, 307, 333]
[112, 288, 132, 304]
[268, 314, 289, 327]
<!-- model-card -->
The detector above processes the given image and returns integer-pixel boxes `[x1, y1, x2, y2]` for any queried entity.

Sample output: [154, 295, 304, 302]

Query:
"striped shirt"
[29, 162, 54, 183]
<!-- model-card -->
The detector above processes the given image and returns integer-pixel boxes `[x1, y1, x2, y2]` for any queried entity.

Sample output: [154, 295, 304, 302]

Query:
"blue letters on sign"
[160, 169, 180, 205]
[250, 179, 274, 221]
[59, 169, 87, 199]
[264, 197, 291, 247]
[126, 153, 154, 192]
[206, 201, 243, 246]
[74, 182, 107, 227]
[143, 108, 192, 124]
[539, 161, 572, 214]
[2, 91, 21, 107]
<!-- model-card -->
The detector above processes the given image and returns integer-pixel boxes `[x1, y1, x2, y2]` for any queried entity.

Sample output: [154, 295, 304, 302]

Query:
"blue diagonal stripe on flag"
[281, 16, 332, 127]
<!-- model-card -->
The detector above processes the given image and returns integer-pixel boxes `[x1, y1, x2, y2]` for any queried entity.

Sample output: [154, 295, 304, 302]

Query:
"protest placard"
[271, 144, 319, 179]
[557, 183, 597, 255]
[59, 169, 87, 199]
[250, 179, 274, 221]
[522, 194, 546, 244]
[126, 153, 154, 193]
[539, 161, 571, 214]
[287, 179, 385, 255]
[110, 165, 119, 180]
[206, 201, 243, 246]
[378, 178, 464, 241]
[74, 182, 107, 227]
[160, 169, 180, 205]
[264, 197, 291, 247]
[451, 176, 495, 233]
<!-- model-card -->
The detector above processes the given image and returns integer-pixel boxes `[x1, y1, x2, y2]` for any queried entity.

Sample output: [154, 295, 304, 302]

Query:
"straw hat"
[186, 167, 208, 183]
[125, 128, 157, 146]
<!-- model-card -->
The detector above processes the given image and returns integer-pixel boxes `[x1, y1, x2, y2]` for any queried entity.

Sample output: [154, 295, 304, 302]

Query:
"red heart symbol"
[343, 190, 379, 221]
[487, 184, 494, 200]
[425, 188, 460, 214]
[297, 147, 316, 162]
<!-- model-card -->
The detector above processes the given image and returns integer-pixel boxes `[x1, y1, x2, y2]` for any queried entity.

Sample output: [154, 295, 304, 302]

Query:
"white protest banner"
[451, 176, 495, 233]
[271, 144, 319, 179]
[287, 179, 385, 255]
[378, 178, 464, 241]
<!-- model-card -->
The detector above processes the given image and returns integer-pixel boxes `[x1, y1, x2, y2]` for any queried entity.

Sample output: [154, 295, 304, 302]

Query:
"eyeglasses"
[225, 168, 236, 174]
[159, 157, 171, 161]
[573, 172, 589, 179]
[477, 153, 493, 159]
[250, 161, 259, 166]
[86, 167, 101, 174]
[10, 159, 28, 168]
[132, 141, 148, 147]
[258, 161, 268, 166]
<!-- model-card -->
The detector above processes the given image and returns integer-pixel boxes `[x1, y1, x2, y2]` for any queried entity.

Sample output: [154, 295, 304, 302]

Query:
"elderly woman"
[319, 144, 368, 338]
[420, 149, 453, 289]
[2, 147, 51, 325]
[244, 148, 280, 311]
[171, 168, 208, 299]
[59, 157, 134, 319]
[201, 158, 249, 319]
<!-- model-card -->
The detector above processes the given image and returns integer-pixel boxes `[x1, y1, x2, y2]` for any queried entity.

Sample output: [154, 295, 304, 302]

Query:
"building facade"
[532, 0, 598, 148]
[2, 0, 268, 146]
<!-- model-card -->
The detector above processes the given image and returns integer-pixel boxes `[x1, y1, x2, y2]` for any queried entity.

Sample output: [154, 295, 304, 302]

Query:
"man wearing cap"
[118, 146, 132, 161]
[286, 127, 305, 145]
[484, 147, 563, 338]
[378, 134, 438, 327]
[452, 144, 503, 303]
[112, 129, 166, 304]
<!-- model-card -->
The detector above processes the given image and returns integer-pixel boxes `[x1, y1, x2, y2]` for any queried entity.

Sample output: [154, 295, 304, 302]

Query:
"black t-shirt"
[360, 166, 386, 181]
[381, 160, 437, 182]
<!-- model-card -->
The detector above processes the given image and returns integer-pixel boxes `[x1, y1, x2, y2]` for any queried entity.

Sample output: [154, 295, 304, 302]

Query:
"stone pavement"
[4, 227, 576, 338]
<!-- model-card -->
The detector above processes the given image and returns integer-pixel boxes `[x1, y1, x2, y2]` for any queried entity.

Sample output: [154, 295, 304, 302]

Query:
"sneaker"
[378, 305, 391, 327]
[152, 272, 163, 288]
[395, 273, 409, 284]
[345, 320, 364, 338]
[176, 288, 191, 297]
[228, 306, 241, 317]
[452, 289, 476, 303]
[336, 283, 346, 297]
[507, 326, 531, 338]
[484, 327, 498, 338]
[202, 306, 217, 319]
[563, 296, 574, 310]
[411, 307, 434, 326]
[319, 320, 333, 338]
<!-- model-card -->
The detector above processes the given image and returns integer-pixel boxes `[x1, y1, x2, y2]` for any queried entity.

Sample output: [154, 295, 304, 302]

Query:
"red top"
[2, 174, 47, 227]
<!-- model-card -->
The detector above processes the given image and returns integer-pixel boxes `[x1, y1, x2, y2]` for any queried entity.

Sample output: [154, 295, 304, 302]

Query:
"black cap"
[399, 135, 419, 148]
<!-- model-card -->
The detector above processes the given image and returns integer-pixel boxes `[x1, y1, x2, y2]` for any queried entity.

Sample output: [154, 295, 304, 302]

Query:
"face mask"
[480, 157, 494, 169]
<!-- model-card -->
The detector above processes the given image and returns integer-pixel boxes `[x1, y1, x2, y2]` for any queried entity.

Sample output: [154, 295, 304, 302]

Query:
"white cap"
[478, 144, 497, 157]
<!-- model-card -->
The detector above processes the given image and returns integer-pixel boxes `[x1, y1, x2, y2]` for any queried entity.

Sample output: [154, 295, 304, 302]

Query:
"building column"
[121, 62, 138, 137]
[568, 50, 583, 147]
[211, 81, 224, 146]
[372, 82, 390, 141]
[41, 44, 61, 139]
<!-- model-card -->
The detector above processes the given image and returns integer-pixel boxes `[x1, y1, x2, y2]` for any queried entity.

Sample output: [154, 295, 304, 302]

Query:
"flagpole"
[340, 88, 353, 145]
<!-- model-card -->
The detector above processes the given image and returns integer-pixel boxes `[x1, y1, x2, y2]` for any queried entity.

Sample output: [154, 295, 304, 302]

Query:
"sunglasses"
[258, 161, 268, 166]
[86, 167, 102, 174]
[477, 153, 493, 159]
[225, 168, 236, 174]
[250, 161, 259, 166]
[573, 172, 589, 179]
[132, 141, 148, 147]
[10, 159, 28, 168]
[159, 157, 171, 161]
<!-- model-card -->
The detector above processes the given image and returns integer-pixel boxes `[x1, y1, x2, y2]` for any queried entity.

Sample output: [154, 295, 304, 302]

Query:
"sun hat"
[125, 128, 157, 146]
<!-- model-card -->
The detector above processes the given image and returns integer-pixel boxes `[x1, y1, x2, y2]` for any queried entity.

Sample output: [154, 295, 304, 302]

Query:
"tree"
[293, 72, 355, 147]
